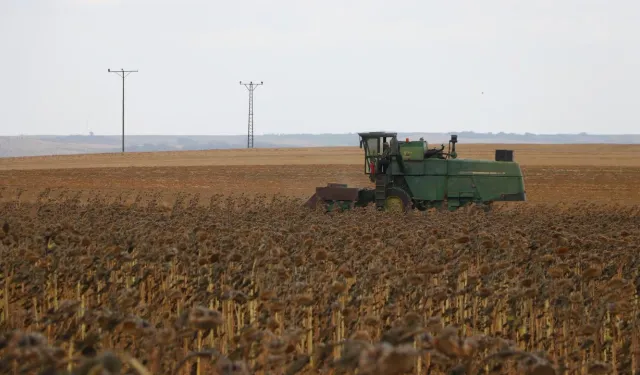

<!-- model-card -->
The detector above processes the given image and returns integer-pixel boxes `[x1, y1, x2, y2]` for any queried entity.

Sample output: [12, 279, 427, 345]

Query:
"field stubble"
[1, 144, 640, 206]
[1, 163, 639, 209]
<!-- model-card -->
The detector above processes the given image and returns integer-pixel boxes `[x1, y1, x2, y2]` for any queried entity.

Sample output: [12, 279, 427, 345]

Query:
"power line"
[108, 68, 138, 153]
[240, 81, 263, 148]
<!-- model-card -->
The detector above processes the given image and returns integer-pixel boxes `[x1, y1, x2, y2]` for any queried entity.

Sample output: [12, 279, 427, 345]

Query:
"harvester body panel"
[447, 159, 525, 203]
[404, 175, 447, 201]
[388, 157, 523, 206]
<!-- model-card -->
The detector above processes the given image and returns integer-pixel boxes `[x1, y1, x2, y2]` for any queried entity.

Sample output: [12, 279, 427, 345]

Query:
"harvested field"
[2, 144, 639, 170]
[1, 144, 640, 205]
[1, 164, 639, 207]
[1, 144, 640, 374]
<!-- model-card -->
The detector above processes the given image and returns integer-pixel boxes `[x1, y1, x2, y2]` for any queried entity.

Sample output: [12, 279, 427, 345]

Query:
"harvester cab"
[358, 132, 460, 182]
[305, 132, 526, 213]
[358, 132, 398, 182]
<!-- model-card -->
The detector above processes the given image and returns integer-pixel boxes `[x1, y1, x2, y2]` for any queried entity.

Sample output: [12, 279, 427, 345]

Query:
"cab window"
[366, 138, 380, 155]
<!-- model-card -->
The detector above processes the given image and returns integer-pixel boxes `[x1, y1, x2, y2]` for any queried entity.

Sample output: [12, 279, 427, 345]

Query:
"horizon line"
[2, 131, 640, 137]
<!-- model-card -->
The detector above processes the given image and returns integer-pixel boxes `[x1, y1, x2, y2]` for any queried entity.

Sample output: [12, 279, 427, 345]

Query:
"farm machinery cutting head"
[304, 132, 526, 212]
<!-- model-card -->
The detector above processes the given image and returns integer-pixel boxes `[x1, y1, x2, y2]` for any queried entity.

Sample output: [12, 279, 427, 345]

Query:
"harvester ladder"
[375, 173, 387, 209]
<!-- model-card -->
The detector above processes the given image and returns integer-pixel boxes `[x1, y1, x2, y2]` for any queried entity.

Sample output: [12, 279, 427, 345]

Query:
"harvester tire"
[384, 187, 411, 213]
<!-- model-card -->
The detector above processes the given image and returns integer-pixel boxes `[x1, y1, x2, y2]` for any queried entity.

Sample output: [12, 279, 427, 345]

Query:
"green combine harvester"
[305, 132, 526, 212]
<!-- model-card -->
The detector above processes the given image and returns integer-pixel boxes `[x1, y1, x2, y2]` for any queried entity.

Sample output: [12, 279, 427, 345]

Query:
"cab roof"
[357, 131, 398, 138]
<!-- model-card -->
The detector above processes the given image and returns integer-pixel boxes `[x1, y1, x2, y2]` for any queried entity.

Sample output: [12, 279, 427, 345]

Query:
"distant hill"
[1, 131, 639, 157]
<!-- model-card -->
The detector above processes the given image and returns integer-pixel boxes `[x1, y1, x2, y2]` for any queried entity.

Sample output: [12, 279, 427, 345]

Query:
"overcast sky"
[1, 0, 639, 136]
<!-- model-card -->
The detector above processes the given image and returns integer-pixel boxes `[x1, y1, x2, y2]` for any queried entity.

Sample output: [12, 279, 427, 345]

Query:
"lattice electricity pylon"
[240, 81, 263, 148]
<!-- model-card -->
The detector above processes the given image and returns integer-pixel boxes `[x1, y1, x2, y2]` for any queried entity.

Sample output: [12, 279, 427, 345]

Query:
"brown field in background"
[0, 143, 639, 204]
[2, 143, 640, 169]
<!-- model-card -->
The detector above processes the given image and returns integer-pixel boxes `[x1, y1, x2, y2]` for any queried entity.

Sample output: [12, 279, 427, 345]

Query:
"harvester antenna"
[240, 81, 263, 148]
[108, 68, 138, 153]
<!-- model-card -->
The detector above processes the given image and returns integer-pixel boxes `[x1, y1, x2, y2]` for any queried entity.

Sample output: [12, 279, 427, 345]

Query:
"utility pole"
[108, 68, 138, 153]
[240, 81, 263, 148]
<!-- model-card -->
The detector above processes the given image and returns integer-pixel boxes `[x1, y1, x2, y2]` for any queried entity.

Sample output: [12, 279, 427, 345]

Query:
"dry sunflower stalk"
[0, 192, 638, 374]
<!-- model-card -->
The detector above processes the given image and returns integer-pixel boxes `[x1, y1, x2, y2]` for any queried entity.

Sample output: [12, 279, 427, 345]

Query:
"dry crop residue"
[1, 191, 640, 374]
[2, 165, 640, 206]
[2, 144, 639, 170]
[2, 143, 640, 207]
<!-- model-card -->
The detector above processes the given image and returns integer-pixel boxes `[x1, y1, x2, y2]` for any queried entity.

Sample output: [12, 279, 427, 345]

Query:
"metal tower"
[240, 81, 263, 148]
[108, 68, 138, 153]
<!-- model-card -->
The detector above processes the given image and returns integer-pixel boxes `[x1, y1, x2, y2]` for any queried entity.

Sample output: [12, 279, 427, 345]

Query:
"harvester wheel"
[384, 187, 411, 213]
